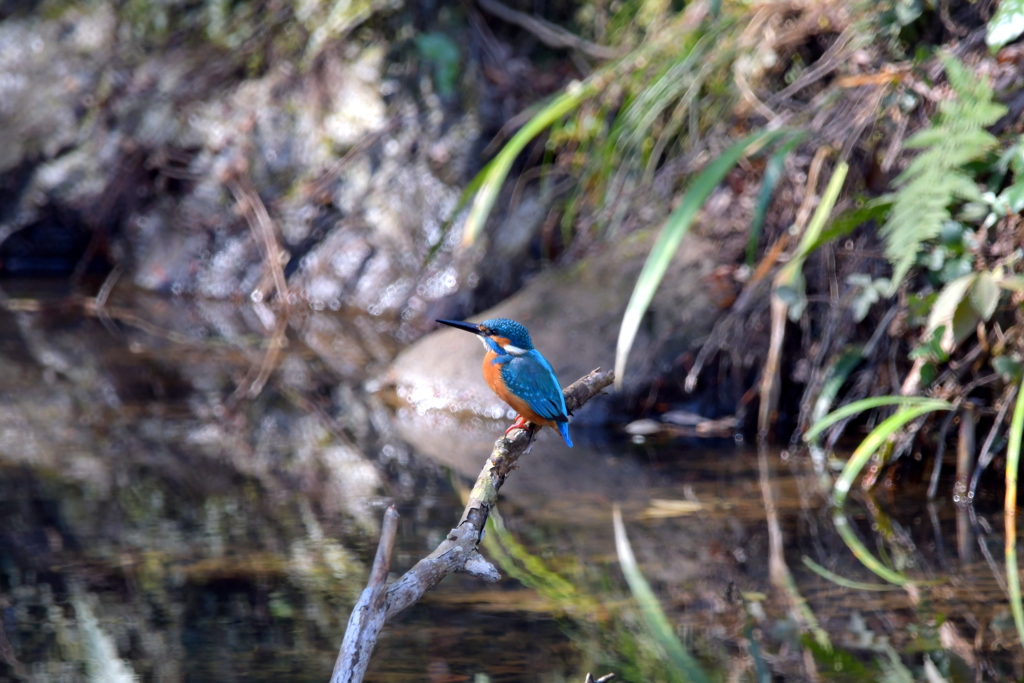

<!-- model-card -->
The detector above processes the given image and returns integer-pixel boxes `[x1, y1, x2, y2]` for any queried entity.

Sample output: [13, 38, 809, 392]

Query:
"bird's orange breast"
[481, 350, 557, 429]
[481, 350, 505, 395]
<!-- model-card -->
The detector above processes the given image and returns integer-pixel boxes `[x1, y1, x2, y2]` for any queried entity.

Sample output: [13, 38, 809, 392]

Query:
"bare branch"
[331, 505, 400, 683]
[331, 368, 614, 683]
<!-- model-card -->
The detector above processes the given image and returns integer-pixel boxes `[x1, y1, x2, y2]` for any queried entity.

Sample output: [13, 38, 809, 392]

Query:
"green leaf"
[415, 33, 461, 98]
[807, 198, 891, 254]
[1000, 275, 1024, 291]
[907, 292, 937, 328]
[939, 221, 966, 248]
[804, 395, 952, 443]
[1000, 179, 1024, 213]
[848, 276, 887, 322]
[939, 255, 975, 283]
[970, 270, 1001, 320]
[832, 401, 952, 586]
[909, 326, 950, 363]
[993, 355, 1023, 383]
[919, 361, 938, 386]
[461, 81, 599, 246]
[927, 273, 977, 351]
[951, 294, 982, 350]
[987, 0, 1024, 52]
[614, 128, 788, 389]
[1013, 138, 1024, 177]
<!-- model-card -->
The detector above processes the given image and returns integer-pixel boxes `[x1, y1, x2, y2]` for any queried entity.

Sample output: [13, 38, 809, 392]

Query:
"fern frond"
[881, 54, 1007, 289]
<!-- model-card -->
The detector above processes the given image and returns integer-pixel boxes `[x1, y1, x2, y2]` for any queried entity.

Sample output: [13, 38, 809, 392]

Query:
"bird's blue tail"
[558, 421, 573, 448]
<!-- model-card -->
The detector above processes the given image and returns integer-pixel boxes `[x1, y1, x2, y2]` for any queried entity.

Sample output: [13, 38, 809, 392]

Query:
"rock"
[624, 418, 662, 436]
[0, 4, 115, 176]
[0, 1, 569, 348]
[382, 230, 722, 466]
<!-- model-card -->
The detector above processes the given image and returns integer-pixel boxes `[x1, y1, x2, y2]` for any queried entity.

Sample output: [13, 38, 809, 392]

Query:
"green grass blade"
[801, 556, 901, 591]
[613, 505, 712, 683]
[1005, 378, 1024, 652]
[808, 346, 866, 436]
[804, 396, 952, 443]
[794, 160, 848, 261]
[426, 158, 496, 261]
[830, 403, 951, 586]
[833, 403, 952, 508]
[803, 198, 892, 255]
[747, 135, 803, 265]
[772, 160, 847, 322]
[461, 83, 598, 246]
[832, 512, 912, 586]
[614, 128, 787, 390]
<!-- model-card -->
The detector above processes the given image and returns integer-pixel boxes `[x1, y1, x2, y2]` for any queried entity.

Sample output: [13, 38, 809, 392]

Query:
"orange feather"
[482, 350, 557, 429]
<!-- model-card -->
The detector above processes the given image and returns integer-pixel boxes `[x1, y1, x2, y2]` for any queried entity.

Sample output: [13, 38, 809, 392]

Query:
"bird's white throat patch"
[502, 344, 527, 356]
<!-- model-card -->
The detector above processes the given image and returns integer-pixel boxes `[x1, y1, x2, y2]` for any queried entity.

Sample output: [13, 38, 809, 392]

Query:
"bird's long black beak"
[436, 319, 483, 335]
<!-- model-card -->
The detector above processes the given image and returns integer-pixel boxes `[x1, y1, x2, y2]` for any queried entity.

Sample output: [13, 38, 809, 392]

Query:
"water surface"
[0, 286, 1019, 682]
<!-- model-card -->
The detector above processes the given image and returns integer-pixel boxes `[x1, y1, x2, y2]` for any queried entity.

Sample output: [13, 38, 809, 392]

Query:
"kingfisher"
[437, 318, 573, 447]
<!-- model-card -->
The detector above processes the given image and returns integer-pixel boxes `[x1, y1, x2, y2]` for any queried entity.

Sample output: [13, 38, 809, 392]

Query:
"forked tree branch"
[331, 368, 615, 683]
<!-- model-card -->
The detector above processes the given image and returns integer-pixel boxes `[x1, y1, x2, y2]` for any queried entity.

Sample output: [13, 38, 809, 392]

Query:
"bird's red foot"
[505, 414, 529, 436]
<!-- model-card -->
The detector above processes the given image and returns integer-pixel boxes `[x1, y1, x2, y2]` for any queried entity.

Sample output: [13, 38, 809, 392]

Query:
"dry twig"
[758, 146, 831, 436]
[476, 0, 622, 60]
[229, 180, 289, 303]
[227, 181, 292, 399]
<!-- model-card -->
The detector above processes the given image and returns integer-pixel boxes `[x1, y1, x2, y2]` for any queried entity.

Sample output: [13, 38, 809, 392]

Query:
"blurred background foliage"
[6, 0, 1024, 680]
[454, 0, 1024, 483]
[451, 0, 1024, 675]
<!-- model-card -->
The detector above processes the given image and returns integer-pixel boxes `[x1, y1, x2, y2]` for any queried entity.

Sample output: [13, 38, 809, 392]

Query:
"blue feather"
[500, 353, 565, 418]
[479, 318, 533, 349]
[557, 422, 573, 448]
[499, 350, 572, 447]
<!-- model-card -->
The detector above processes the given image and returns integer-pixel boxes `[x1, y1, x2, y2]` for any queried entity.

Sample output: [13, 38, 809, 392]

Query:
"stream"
[0, 283, 1019, 682]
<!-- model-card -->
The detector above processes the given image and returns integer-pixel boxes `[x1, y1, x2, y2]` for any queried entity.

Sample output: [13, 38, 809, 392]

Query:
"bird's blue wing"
[500, 352, 569, 421]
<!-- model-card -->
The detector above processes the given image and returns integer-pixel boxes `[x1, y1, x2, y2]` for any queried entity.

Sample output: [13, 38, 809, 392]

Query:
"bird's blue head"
[478, 318, 533, 350]
[436, 317, 535, 354]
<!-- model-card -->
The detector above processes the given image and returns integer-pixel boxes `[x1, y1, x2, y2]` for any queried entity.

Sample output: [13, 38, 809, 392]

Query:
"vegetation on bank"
[27, 1, 1024, 458]
[450, 0, 1024, 678]
[458, 0, 1024, 501]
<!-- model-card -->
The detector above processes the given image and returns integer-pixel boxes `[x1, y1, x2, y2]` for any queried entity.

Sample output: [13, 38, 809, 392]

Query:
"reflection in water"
[0, 288, 1021, 681]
